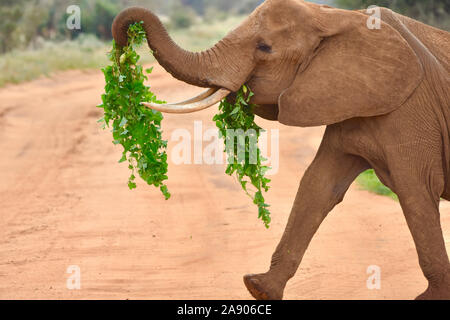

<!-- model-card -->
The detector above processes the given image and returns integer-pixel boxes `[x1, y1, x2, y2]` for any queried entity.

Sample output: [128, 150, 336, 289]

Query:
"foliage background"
[0, 0, 264, 53]
[336, 0, 450, 30]
[1, 0, 448, 54]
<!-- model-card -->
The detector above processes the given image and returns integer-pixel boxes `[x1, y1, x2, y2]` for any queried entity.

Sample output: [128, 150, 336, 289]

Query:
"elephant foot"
[416, 287, 450, 300]
[415, 273, 450, 300]
[243, 273, 285, 300]
[415, 284, 450, 300]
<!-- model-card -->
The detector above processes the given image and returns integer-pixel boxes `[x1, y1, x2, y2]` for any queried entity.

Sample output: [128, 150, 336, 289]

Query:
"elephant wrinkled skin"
[112, 0, 450, 299]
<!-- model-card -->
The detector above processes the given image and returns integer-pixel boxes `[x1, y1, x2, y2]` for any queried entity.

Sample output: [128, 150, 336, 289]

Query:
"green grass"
[0, 35, 117, 87]
[356, 169, 398, 200]
[0, 16, 245, 88]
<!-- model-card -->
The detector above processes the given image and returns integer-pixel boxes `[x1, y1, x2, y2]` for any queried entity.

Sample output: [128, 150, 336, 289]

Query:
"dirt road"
[0, 65, 449, 299]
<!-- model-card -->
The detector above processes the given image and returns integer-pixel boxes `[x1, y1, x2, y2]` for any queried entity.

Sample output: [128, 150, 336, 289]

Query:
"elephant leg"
[244, 135, 369, 300]
[395, 185, 450, 300]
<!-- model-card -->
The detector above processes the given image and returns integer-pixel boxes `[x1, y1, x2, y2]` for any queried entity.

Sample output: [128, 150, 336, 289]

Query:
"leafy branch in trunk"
[214, 86, 272, 228]
[98, 22, 170, 200]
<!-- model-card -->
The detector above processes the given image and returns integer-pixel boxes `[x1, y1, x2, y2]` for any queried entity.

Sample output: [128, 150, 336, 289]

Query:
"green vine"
[98, 22, 170, 200]
[213, 86, 272, 228]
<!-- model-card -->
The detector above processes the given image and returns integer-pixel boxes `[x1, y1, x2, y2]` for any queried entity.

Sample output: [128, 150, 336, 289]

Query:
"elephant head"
[112, 0, 422, 127]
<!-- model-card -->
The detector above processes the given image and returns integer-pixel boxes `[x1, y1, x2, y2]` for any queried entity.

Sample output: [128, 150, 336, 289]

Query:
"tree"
[0, 0, 26, 53]
[170, 0, 197, 29]
[80, 0, 119, 40]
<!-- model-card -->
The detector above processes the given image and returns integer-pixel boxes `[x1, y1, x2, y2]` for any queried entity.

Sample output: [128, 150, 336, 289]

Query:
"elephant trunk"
[112, 7, 249, 93]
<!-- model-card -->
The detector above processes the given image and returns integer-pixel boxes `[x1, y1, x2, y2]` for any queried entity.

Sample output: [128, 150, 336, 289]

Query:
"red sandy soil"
[0, 64, 449, 299]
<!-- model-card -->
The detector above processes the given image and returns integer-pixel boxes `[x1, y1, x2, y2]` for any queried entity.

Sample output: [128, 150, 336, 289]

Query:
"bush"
[80, 0, 119, 40]
[170, 3, 197, 29]
[356, 169, 398, 200]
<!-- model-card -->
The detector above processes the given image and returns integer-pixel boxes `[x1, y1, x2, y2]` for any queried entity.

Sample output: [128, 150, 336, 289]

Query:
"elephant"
[112, 0, 450, 299]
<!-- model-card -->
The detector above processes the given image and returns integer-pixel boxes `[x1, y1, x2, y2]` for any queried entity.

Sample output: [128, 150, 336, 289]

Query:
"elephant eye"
[257, 43, 272, 53]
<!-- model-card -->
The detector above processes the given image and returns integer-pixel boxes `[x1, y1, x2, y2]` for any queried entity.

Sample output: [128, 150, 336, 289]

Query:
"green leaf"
[119, 154, 127, 163]
[119, 117, 128, 128]
[229, 107, 240, 116]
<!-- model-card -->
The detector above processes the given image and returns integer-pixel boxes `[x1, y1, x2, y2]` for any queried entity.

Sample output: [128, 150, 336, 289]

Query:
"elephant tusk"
[142, 88, 231, 114]
[171, 88, 221, 105]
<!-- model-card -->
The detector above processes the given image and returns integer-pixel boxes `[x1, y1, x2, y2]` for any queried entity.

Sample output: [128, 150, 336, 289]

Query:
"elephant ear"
[278, 7, 423, 127]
